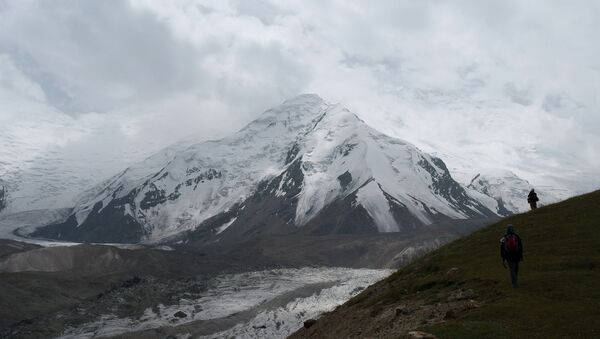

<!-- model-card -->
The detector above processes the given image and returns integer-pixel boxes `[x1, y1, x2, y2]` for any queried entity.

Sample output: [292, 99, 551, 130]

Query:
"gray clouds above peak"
[0, 0, 200, 113]
[1, 0, 599, 202]
[3, 0, 598, 116]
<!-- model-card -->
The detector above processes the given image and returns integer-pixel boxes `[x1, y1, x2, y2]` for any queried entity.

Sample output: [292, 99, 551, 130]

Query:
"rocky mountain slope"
[290, 190, 600, 338]
[34, 94, 498, 243]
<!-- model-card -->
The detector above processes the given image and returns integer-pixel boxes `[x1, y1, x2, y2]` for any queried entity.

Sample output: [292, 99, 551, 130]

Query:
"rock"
[465, 299, 482, 309]
[407, 330, 438, 338]
[121, 276, 142, 288]
[395, 305, 406, 316]
[303, 319, 317, 329]
[395, 304, 414, 316]
[448, 288, 478, 301]
[173, 311, 187, 318]
[446, 267, 459, 275]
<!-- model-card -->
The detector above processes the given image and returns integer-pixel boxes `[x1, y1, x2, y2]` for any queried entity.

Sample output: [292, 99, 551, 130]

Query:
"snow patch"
[215, 218, 236, 235]
[355, 181, 399, 232]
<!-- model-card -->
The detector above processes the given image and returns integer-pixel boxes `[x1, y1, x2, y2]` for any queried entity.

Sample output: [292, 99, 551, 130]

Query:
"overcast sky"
[1, 0, 599, 209]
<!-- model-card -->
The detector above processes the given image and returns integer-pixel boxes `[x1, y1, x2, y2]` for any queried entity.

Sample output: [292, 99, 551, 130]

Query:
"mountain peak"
[33, 95, 498, 243]
[240, 94, 329, 137]
[467, 168, 570, 214]
[281, 93, 325, 106]
[470, 168, 521, 182]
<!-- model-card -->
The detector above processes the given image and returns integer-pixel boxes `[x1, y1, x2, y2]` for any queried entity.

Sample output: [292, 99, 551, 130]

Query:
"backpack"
[505, 234, 519, 253]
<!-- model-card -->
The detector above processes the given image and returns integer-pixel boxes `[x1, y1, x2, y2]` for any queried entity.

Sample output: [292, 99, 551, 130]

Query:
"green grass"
[359, 190, 600, 338]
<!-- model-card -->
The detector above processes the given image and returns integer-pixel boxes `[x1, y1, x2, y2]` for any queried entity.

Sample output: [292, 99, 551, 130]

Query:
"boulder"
[303, 319, 317, 329]
[448, 288, 478, 301]
[407, 330, 438, 338]
[173, 311, 187, 318]
[446, 267, 460, 275]
[395, 303, 415, 316]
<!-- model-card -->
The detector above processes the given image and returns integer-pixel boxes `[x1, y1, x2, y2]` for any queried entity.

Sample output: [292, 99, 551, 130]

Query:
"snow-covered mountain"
[467, 169, 569, 214]
[0, 118, 166, 216]
[34, 94, 498, 243]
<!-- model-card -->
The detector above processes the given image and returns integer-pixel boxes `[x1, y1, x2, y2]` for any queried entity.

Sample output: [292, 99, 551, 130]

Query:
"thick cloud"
[0, 0, 599, 211]
[0, 0, 202, 113]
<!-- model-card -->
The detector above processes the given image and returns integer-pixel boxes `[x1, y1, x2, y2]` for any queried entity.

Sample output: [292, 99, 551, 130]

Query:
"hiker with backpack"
[527, 189, 539, 210]
[500, 224, 523, 287]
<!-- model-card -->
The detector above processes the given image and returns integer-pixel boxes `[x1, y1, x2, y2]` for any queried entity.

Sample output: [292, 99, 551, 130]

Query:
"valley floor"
[0, 209, 496, 338]
[0, 245, 390, 338]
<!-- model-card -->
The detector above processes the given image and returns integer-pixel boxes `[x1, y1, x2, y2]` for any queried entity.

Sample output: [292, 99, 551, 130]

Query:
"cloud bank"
[1, 0, 599, 210]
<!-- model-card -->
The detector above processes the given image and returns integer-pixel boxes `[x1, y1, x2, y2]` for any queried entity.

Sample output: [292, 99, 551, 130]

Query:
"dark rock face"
[301, 191, 377, 235]
[195, 158, 307, 243]
[337, 171, 353, 191]
[0, 185, 6, 213]
[420, 157, 496, 219]
[32, 189, 145, 243]
[467, 173, 514, 217]
[285, 142, 301, 165]
[495, 199, 512, 216]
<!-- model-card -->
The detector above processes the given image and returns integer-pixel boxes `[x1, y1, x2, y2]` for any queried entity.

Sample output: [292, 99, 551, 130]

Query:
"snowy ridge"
[71, 94, 329, 240]
[294, 103, 488, 231]
[36, 94, 498, 243]
[72, 143, 191, 226]
[468, 169, 569, 214]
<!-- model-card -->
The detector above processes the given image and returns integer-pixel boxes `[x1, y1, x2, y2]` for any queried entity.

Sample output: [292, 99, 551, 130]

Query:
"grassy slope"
[291, 190, 600, 338]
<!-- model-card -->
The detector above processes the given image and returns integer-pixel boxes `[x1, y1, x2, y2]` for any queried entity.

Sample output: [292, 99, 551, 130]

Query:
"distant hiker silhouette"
[527, 189, 539, 210]
[500, 224, 523, 288]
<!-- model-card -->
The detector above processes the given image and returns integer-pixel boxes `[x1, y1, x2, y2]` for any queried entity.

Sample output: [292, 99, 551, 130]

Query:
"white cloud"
[0, 0, 599, 211]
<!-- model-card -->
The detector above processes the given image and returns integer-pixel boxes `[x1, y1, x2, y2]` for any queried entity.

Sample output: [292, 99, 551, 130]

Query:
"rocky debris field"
[0, 238, 396, 338]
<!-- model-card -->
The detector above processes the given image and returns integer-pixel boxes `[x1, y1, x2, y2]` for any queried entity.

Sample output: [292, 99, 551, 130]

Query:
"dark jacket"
[527, 191, 539, 203]
[500, 232, 523, 262]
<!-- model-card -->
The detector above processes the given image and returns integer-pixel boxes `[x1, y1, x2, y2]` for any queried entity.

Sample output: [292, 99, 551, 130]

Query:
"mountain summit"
[34, 95, 497, 243]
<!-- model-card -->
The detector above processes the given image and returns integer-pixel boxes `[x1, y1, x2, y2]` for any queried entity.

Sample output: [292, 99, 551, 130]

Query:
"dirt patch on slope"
[289, 285, 483, 339]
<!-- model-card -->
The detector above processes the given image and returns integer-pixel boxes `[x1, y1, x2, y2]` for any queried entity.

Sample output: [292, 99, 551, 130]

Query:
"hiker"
[527, 189, 539, 210]
[500, 224, 523, 287]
